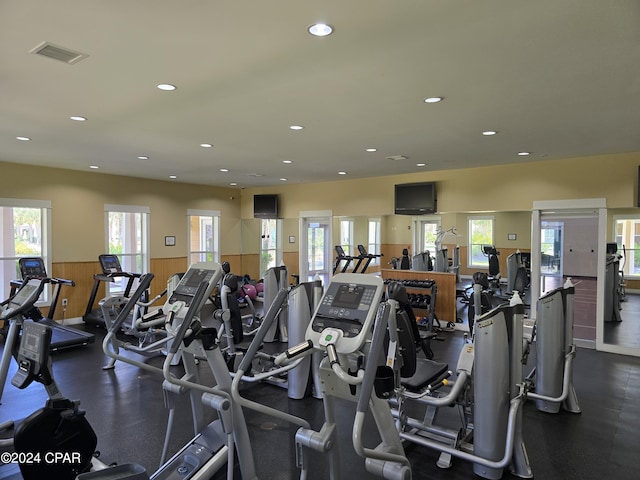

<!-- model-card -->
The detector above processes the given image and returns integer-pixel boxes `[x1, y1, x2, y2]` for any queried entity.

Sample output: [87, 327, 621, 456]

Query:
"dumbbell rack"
[383, 278, 438, 330]
[381, 269, 457, 326]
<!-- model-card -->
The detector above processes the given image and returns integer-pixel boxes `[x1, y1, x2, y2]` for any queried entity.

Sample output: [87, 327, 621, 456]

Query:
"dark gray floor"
[604, 292, 640, 349]
[1, 319, 639, 480]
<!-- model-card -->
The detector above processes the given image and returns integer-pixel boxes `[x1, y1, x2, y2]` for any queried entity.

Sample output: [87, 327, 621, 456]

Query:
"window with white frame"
[105, 204, 149, 294]
[187, 210, 220, 265]
[614, 216, 640, 276]
[260, 218, 282, 277]
[0, 198, 51, 301]
[468, 216, 494, 268]
[368, 218, 381, 265]
[339, 218, 354, 256]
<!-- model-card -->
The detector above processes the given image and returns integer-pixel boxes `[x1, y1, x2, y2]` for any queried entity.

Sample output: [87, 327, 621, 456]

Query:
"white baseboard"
[57, 316, 83, 326]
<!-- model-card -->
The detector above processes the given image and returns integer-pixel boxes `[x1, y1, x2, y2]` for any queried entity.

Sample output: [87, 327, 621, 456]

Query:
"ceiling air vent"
[29, 42, 88, 65]
[386, 155, 408, 161]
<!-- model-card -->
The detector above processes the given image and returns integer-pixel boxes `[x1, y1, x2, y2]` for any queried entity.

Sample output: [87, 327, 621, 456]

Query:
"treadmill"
[83, 254, 142, 327]
[13, 257, 95, 352]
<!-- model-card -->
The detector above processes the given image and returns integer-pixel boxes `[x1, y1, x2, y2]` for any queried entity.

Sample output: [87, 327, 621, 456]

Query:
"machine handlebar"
[107, 273, 155, 333]
[426, 370, 453, 393]
[275, 340, 315, 366]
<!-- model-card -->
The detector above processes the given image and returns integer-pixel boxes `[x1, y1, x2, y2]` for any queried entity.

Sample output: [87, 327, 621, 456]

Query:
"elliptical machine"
[272, 274, 413, 479]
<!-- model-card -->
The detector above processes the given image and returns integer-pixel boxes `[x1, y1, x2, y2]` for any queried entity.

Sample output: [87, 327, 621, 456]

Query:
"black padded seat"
[401, 358, 449, 393]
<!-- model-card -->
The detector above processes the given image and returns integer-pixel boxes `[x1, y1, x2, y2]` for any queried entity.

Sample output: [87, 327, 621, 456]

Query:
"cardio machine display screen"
[9, 284, 40, 309]
[311, 282, 378, 338]
[99, 255, 122, 274]
[174, 268, 215, 297]
[332, 285, 365, 309]
[20, 258, 46, 279]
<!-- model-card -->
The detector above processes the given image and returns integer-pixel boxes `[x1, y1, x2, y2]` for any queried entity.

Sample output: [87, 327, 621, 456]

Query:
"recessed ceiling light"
[517, 151, 530, 156]
[482, 130, 497, 136]
[424, 97, 443, 103]
[366, 148, 377, 152]
[157, 83, 176, 91]
[16, 136, 30, 141]
[280, 178, 288, 181]
[220, 168, 229, 172]
[289, 125, 304, 130]
[308, 23, 334, 37]
[283, 160, 293, 164]
[230, 182, 238, 186]
[89, 165, 99, 169]
[169, 175, 177, 179]
[138, 156, 149, 160]
[338, 171, 347, 175]
[70, 116, 87, 122]
[200, 143, 213, 148]
[416, 163, 426, 167]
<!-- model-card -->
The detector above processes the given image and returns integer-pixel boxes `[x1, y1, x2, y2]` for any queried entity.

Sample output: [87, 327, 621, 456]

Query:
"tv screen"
[394, 182, 436, 215]
[254, 194, 279, 218]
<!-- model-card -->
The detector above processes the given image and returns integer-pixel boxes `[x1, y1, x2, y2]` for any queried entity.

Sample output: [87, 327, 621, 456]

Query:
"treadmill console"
[307, 273, 384, 354]
[99, 254, 123, 274]
[19, 257, 47, 279]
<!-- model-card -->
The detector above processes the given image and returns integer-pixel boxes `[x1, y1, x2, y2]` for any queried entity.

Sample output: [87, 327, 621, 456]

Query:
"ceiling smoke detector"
[385, 155, 408, 161]
[30, 42, 89, 64]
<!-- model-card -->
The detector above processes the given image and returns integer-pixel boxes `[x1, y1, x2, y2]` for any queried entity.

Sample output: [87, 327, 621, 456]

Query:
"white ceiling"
[2, 1, 640, 188]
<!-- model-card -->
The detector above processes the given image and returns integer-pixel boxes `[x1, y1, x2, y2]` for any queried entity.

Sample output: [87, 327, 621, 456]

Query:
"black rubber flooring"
[0, 320, 639, 480]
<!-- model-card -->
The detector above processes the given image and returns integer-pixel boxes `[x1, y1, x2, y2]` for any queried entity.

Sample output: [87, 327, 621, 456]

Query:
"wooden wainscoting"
[51, 261, 106, 321]
[50, 257, 190, 321]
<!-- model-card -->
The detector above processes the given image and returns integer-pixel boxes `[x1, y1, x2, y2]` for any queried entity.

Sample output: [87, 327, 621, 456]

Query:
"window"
[188, 210, 220, 264]
[613, 217, 640, 276]
[339, 219, 354, 256]
[0, 199, 51, 301]
[468, 216, 494, 267]
[368, 218, 381, 265]
[105, 204, 149, 294]
[260, 219, 282, 277]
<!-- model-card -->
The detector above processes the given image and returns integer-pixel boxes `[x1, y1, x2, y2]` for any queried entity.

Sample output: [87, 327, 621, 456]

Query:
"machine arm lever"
[274, 340, 314, 366]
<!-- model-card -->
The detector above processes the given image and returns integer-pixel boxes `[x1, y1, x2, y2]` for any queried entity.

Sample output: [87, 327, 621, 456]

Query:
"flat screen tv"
[253, 194, 279, 218]
[394, 182, 437, 215]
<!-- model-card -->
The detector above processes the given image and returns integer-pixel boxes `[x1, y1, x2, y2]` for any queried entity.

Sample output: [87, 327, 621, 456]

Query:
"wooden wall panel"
[51, 261, 103, 321]
[149, 257, 188, 299]
[282, 252, 299, 281]
[51, 257, 189, 321]
[240, 254, 260, 281]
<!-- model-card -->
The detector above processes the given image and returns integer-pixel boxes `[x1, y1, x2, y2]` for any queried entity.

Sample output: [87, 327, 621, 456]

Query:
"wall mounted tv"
[253, 194, 279, 218]
[394, 182, 437, 215]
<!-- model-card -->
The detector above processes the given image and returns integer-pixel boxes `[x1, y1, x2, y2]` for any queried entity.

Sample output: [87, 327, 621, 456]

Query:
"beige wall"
[3, 150, 639, 267]
[240, 152, 640, 218]
[1, 161, 241, 262]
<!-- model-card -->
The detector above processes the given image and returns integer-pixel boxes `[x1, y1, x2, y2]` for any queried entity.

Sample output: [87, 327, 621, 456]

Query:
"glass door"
[299, 212, 332, 287]
[540, 220, 564, 284]
[307, 221, 330, 284]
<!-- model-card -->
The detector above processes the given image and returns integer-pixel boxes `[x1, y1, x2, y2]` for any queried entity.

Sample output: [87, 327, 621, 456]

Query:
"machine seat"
[401, 359, 449, 393]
